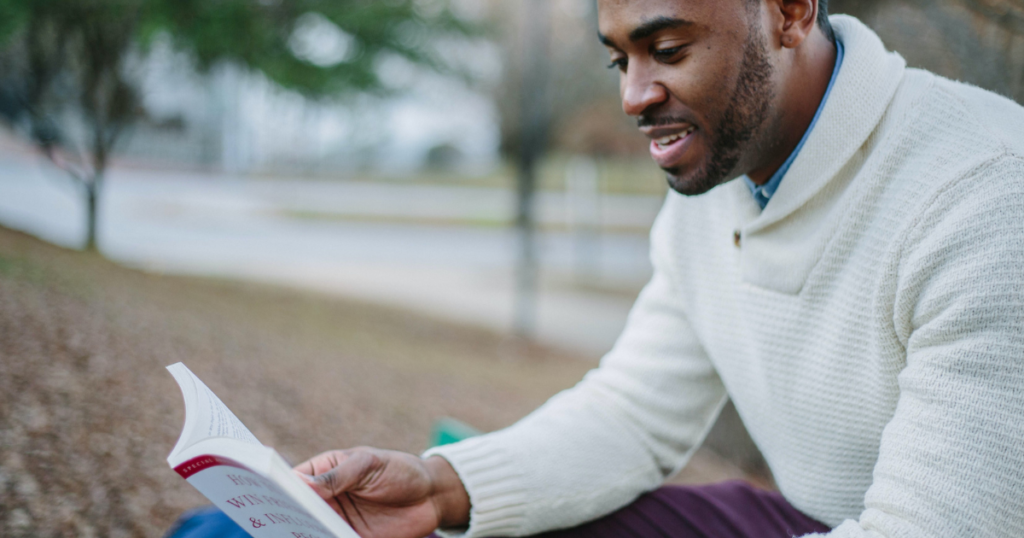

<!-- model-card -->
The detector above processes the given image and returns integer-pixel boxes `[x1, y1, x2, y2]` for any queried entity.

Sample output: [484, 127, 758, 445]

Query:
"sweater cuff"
[423, 435, 529, 538]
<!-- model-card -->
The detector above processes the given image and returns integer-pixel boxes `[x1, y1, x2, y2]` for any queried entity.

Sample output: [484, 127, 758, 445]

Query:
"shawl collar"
[736, 16, 907, 294]
[752, 16, 906, 229]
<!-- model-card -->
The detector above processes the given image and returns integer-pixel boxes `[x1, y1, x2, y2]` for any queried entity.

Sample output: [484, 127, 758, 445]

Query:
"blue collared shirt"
[744, 40, 845, 209]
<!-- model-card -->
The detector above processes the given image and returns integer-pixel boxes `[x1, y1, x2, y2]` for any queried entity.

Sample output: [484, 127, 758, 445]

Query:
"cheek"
[666, 47, 742, 123]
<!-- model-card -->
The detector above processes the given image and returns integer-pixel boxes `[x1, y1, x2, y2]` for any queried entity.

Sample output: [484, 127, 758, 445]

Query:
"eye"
[652, 45, 686, 63]
[607, 56, 628, 72]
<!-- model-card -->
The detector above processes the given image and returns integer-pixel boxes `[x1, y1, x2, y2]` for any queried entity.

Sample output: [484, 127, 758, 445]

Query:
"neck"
[746, 31, 837, 186]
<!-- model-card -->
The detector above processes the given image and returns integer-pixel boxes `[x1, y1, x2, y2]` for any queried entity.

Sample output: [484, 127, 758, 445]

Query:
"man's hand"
[294, 447, 470, 538]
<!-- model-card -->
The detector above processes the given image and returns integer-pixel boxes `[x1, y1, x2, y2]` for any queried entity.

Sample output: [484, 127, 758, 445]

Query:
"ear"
[766, 0, 818, 49]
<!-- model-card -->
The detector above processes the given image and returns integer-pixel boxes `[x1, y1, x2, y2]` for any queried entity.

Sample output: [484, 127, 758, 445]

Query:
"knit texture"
[427, 16, 1024, 538]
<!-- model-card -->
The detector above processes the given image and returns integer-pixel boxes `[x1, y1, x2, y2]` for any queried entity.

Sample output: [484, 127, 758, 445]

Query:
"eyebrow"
[598, 16, 694, 47]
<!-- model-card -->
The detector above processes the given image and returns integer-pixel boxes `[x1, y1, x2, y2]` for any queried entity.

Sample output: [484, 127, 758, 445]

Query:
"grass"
[0, 226, 593, 537]
[0, 225, 758, 538]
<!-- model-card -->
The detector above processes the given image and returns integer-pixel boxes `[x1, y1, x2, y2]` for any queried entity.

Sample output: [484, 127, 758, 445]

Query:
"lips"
[648, 125, 697, 169]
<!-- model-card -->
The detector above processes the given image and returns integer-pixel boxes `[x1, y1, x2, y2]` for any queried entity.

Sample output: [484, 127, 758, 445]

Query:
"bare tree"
[512, 0, 553, 338]
[485, 0, 644, 338]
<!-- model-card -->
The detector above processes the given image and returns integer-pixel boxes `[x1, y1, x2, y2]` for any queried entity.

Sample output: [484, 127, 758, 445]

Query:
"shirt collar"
[743, 39, 845, 210]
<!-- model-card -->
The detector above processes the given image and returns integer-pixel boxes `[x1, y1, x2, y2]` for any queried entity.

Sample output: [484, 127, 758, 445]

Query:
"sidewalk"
[0, 147, 660, 357]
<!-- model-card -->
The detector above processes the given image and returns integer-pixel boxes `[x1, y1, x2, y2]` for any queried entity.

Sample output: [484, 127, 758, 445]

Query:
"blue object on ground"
[430, 417, 481, 448]
[163, 506, 247, 538]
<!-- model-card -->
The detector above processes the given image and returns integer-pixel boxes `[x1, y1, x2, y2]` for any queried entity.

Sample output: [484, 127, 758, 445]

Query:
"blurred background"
[0, 0, 1021, 536]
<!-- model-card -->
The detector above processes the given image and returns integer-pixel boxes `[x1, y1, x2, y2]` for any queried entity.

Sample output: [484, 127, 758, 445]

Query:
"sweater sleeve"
[806, 157, 1024, 538]
[424, 229, 728, 537]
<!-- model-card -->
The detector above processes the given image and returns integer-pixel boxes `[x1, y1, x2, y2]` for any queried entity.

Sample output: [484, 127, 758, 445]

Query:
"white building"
[121, 24, 502, 177]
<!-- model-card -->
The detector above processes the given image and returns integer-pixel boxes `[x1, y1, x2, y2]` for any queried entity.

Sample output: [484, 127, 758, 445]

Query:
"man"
[295, 1, 1024, 537]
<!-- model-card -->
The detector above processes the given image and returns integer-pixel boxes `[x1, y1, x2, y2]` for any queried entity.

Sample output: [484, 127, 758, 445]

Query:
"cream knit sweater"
[427, 16, 1024, 538]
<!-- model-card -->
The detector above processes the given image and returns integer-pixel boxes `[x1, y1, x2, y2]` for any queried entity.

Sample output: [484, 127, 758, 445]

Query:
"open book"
[166, 363, 360, 538]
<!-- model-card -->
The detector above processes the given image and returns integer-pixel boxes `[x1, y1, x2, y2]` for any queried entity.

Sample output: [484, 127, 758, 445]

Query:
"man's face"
[598, 0, 777, 195]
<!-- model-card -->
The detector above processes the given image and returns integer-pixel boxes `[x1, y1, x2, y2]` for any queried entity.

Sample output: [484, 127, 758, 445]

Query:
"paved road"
[0, 148, 663, 357]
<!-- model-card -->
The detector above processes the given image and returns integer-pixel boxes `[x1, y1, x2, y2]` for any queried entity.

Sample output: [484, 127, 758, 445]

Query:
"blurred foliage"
[0, 0, 472, 147]
[0, 0, 471, 99]
[0, 0, 472, 249]
[137, 0, 472, 96]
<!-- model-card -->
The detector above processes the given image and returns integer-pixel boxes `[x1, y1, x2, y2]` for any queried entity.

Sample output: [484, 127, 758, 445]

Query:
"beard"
[664, 22, 775, 196]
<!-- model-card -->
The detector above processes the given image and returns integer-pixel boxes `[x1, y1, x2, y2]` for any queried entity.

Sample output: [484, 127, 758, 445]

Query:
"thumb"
[309, 450, 380, 498]
[295, 471, 318, 487]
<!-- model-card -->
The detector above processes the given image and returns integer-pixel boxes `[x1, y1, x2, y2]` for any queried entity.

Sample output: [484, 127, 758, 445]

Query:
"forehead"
[596, 0, 748, 40]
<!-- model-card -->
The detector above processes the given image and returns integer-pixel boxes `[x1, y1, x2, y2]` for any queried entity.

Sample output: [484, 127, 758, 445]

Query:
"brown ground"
[0, 226, 756, 537]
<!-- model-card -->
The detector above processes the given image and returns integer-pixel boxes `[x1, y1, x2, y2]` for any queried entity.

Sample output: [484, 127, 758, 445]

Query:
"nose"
[621, 67, 669, 117]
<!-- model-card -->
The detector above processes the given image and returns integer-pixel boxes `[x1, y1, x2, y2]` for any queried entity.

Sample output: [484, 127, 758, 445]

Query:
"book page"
[192, 372, 260, 444]
[167, 363, 261, 459]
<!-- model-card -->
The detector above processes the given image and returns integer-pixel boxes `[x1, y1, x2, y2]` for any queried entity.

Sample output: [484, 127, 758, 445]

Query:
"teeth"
[656, 134, 679, 146]
[655, 127, 694, 148]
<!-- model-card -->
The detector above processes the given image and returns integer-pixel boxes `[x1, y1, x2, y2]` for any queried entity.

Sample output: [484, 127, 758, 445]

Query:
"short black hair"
[747, 0, 834, 42]
[818, 0, 835, 43]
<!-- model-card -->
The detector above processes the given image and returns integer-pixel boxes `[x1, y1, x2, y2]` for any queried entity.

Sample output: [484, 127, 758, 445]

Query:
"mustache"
[637, 115, 693, 128]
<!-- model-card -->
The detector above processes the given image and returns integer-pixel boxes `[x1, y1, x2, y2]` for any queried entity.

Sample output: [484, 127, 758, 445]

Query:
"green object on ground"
[430, 417, 481, 448]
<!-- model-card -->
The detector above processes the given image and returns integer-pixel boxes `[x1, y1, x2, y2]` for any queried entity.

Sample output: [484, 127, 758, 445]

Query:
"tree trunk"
[514, 156, 539, 336]
[512, 0, 552, 339]
[84, 177, 100, 252]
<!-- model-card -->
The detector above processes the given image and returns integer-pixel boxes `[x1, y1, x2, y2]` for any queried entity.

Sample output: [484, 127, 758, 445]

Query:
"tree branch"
[41, 144, 92, 186]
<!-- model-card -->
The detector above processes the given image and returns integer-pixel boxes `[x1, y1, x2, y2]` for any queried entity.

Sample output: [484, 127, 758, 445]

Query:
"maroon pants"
[433, 481, 830, 538]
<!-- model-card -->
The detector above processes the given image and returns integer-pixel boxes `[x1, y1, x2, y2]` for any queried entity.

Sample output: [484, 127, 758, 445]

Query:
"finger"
[335, 495, 355, 529]
[312, 450, 380, 497]
[344, 491, 372, 529]
[294, 449, 351, 477]
[320, 481, 367, 531]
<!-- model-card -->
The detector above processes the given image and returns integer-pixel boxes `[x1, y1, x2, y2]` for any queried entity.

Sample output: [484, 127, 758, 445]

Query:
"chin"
[663, 167, 724, 197]
[661, 147, 745, 197]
